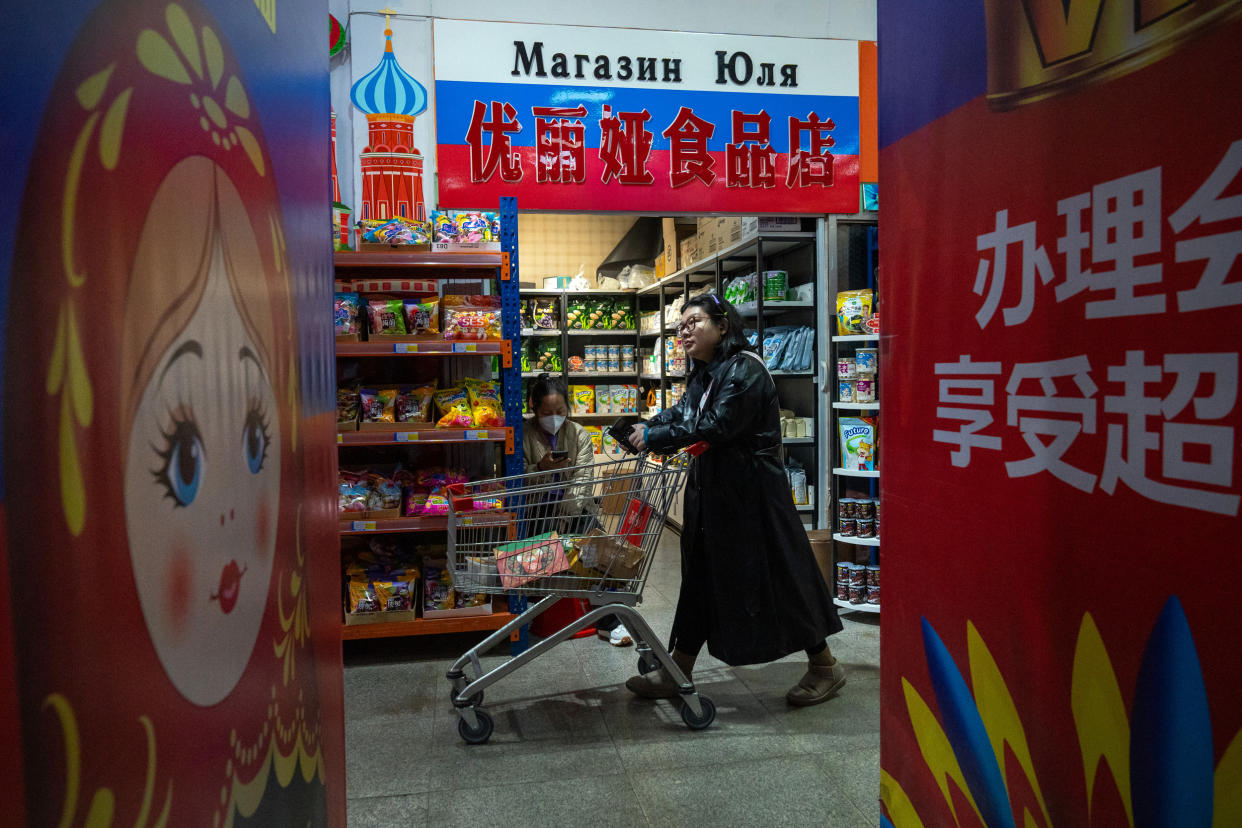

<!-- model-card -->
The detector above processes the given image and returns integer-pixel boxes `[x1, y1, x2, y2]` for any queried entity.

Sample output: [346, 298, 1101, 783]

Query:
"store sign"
[879, 3, 1242, 827]
[433, 20, 859, 213]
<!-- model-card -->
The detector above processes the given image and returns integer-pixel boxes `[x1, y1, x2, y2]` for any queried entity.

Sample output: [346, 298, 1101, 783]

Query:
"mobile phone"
[550, 449, 569, 461]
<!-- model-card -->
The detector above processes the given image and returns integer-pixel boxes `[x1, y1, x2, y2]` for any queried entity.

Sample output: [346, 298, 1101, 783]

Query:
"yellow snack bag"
[570, 384, 595, 414]
[585, 426, 603, 454]
[433, 386, 474, 428]
[836, 289, 874, 335]
[462, 378, 505, 427]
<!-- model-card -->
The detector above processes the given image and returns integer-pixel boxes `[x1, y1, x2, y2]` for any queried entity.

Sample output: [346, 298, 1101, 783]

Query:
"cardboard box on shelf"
[717, 218, 743, 248]
[679, 235, 699, 266]
[740, 216, 802, 236]
[661, 217, 678, 275]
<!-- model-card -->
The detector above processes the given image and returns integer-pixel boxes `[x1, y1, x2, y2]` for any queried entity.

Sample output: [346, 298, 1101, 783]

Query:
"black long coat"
[645, 346, 842, 665]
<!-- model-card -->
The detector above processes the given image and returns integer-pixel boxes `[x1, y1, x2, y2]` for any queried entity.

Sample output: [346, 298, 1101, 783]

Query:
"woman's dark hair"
[681, 293, 755, 360]
[529, 372, 569, 411]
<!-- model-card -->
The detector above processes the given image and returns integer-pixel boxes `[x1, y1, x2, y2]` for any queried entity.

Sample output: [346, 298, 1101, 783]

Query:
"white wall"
[354, 0, 876, 40]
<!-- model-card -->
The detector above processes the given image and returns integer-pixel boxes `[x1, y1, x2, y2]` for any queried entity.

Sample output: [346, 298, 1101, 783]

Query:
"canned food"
[855, 378, 875, 403]
[836, 581, 850, 601]
[583, 358, 597, 373]
[866, 584, 881, 605]
[608, 358, 620, 373]
[857, 518, 875, 539]
[866, 565, 880, 587]
[622, 358, 636, 373]
[607, 345, 620, 361]
[848, 563, 866, 586]
[839, 518, 856, 537]
[839, 381, 855, 403]
[856, 348, 878, 375]
[849, 583, 866, 604]
[856, 499, 875, 520]
[837, 357, 857, 379]
[837, 498, 853, 520]
[834, 561, 851, 583]
[621, 344, 635, 359]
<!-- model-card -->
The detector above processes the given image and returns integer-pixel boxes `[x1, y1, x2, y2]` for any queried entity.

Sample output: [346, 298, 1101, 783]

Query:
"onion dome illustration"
[349, 11, 427, 117]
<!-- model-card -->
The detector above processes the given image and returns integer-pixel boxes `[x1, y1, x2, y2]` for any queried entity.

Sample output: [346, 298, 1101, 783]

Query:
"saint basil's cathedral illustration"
[348, 11, 429, 229]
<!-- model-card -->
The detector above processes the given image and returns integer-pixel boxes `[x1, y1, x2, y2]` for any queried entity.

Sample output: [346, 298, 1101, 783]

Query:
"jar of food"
[834, 561, 851, 583]
[866, 584, 881, 605]
[836, 581, 850, 601]
[837, 357, 857, 380]
[855, 348, 878, 375]
[839, 380, 855, 403]
[856, 518, 875, 539]
[856, 499, 875, 520]
[839, 518, 856, 537]
[837, 498, 853, 520]
[855, 378, 876, 403]
[849, 583, 867, 604]
[865, 565, 880, 587]
[848, 563, 867, 586]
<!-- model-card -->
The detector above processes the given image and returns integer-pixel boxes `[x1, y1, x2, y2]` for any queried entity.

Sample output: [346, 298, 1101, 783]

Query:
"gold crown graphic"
[985, 0, 1242, 110]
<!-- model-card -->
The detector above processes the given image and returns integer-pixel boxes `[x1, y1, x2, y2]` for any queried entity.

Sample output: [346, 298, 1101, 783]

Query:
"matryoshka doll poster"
[0, 0, 346, 825]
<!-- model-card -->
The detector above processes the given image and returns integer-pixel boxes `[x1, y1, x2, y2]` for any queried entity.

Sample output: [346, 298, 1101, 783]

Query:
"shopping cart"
[442, 442, 715, 744]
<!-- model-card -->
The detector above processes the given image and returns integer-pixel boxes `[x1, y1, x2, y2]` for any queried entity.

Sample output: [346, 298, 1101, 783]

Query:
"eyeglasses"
[675, 315, 711, 337]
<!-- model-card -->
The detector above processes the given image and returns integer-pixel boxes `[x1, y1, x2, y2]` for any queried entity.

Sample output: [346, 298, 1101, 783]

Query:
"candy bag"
[397, 382, 436, 423]
[349, 577, 381, 613]
[337, 386, 359, 425]
[442, 295, 501, 341]
[360, 387, 398, 423]
[836, 289, 874, 335]
[367, 473, 403, 511]
[463, 378, 504, 427]
[367, 298, 408, 336]
[334, 292, 361, 335]
[433, 386, 474, 428]
[431, 212, 457, 243]
[402, 297, 439, 335]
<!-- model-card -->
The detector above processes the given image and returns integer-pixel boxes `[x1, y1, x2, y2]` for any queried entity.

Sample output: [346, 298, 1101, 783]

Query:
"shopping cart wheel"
[680, 695, 716, 731]
[636, 654, 661, 675]
[458, 709, 494, 745]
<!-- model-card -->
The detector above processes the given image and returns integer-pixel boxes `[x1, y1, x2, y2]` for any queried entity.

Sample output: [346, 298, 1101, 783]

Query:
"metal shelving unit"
[827, 212, 880, 614]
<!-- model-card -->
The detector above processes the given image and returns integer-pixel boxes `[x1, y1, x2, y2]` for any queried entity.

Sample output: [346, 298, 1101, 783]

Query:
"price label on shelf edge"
[393, 343, 420, 354]
[395, 432, 420, 442]
[350, 521, 376, 531]
[452, 343, 478, 353]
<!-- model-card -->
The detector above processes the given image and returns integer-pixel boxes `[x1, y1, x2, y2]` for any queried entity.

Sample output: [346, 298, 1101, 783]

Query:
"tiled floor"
[344, 529, 881, 827]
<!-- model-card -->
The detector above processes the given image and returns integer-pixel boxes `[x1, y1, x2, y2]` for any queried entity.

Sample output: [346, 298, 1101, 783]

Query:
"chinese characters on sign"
[464, 99, 840, 189]
[935, 141, 1242, 516]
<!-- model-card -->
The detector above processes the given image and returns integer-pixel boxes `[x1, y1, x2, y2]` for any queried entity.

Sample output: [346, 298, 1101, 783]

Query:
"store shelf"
[783, 437, 814, 445]
[523, 288, 636, 295]
[574, 411, 636, 418]
[337, 339, 507, 356]
[521, 328, 562, 337]
[735, 300, 815, 315]
[343, 605, 516, 640]
[833, 468, 880, 478]
[716, 231, 817, 264]
[339, 511, 512, 535]
[770, 370, 815, 378]
[832, 334, 879, 343]
[522, 370, 564, 378]
[795, 503, 814, 512]
[568, 371, 639, 378]
[833, 598, 881, 614]
[832, 402, 880, 411]
[337, 428, 509, 446]
[833, 533, 880, 546]
[334, 250, 503, 270]
[567, 329, 638, 336]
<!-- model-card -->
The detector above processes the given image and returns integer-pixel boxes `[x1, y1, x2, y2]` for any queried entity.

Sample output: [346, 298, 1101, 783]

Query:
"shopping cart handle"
[685, 441, 710, 456]
[446, 483, 476, 511]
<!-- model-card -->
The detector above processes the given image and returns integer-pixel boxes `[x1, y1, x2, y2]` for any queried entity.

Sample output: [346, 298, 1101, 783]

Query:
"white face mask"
[539, 414, 565, 435]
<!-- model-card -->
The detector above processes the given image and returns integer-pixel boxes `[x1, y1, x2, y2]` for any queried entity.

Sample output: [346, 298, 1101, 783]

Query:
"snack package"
[423, 562, 455, 611]
[786, 459, 808, 505]
[360, 387, 398, 423]
[588, 299, 613, 329]
[609, 302, 633, 330]
[432, 212, 457, 243]
[433, 386, 474, 428]
[338, 472, 370, 514]
[374, 579, 414, 612]
[402, 297, 440, 336]
[357, 216, 430, 245]
[585, 426, 603, 455]
[565, 298, 589, 330]
[396, 382, 436, 423]
[530, 338, 562, 372]
[836, 289, 874, 335]
[531, 299, 558, 330]
[349, 577, 381, 613]
[367, 473, 403, 512]
[337, 386, 359, 425]
[570, 385, 595, 415]
[463, 378, 504, 427]
[442, 294, 501, 340]
[367, 298, 408, 336]
[334, 292, 361, 336]
[838, 416, 877, 471]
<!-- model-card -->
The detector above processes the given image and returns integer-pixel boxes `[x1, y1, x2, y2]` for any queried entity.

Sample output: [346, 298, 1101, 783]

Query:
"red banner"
[879, 4, 1242, 826]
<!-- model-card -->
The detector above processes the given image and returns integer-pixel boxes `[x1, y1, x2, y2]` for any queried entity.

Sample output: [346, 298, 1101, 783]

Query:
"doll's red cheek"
[255, 494, 271, 555]
[164, 544, 193, 639]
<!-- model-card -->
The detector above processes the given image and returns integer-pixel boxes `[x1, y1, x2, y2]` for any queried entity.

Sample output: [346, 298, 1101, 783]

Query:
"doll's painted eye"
[154, 417, 205, 507]
[242, 400, 270, 475]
